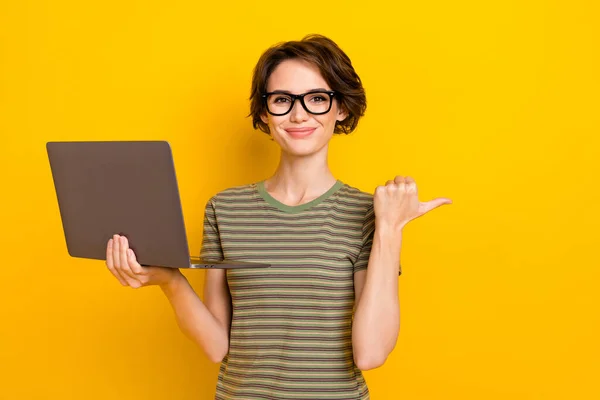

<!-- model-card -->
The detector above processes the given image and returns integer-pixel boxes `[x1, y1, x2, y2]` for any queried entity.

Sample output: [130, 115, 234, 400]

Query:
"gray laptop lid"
[47, 140, 197, 268]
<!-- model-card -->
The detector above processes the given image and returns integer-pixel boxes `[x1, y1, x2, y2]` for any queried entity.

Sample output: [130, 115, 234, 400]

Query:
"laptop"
[46, 140, 270, 270]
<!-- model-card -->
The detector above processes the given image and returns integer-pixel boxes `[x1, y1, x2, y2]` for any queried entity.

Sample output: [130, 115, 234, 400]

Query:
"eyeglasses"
[262, 90, 337, 116]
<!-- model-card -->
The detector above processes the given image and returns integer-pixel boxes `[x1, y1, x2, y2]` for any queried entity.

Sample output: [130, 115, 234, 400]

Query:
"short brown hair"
[249, 34, 367, 135]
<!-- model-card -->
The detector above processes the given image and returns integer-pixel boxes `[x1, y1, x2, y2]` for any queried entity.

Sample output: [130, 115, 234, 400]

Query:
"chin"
[280, 142, 326, 158]
[282, 147, 319, 158]
[274, 134, 331, 158]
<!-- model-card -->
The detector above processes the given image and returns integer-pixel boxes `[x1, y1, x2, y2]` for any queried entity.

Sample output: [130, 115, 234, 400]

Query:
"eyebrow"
[268, 88, 331, 94]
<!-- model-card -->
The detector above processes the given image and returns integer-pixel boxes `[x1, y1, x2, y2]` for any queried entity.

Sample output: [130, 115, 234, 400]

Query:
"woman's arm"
[160, 195, 232, 363]
[352, 227, 402, 371]
[161, 268, 231, 363]
[106, 234, 232, 364]
[351, 176, 451, 371]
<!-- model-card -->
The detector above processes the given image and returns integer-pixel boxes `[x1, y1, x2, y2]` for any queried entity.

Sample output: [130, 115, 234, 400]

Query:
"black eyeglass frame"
[261, 90, 338, 116]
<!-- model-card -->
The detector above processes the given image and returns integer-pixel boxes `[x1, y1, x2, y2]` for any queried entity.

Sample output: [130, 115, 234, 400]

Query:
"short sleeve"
[353, 203, 402, 276]
[353, 204, 375, 274]
[199, 197, 224, 261]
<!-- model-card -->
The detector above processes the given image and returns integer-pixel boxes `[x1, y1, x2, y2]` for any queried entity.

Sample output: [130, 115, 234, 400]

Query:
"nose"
[289, 98, 309, 123]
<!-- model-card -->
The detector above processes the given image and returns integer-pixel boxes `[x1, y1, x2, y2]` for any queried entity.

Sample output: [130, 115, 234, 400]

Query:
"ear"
[336, 104, 348, 123]
[260, 112, 269, 126]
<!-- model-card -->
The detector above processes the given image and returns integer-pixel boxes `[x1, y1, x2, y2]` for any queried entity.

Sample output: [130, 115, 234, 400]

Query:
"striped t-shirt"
[200, 180, 376, 400]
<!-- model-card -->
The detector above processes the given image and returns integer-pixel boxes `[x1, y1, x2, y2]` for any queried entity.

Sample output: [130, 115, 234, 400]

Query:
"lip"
[284, 127, 317, 138]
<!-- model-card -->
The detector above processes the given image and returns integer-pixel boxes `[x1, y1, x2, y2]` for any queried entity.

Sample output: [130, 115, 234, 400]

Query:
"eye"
[308, 94, 328, 103]
[273, 95, 291, 103]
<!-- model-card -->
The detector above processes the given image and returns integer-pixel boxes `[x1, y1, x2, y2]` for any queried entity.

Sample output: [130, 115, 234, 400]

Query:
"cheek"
[315, 115, 338, 130]
[268, 116, 286, 132]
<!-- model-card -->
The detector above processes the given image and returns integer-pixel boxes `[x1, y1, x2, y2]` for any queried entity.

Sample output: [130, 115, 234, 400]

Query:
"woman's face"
[261, 59, 347, 158]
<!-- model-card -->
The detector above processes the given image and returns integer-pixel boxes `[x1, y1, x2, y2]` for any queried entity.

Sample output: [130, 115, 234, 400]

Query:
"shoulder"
[335, 182, 374, 210]
[330, 182, 375, 228]
[337, 184, 376, 237]
[206, 182, 259, 207]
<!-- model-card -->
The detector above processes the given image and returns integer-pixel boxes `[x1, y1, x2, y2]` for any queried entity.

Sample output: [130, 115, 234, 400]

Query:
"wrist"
[160, 269, 186, 296]
[372, 224, 403, 275]
[374, 220, 404, 240]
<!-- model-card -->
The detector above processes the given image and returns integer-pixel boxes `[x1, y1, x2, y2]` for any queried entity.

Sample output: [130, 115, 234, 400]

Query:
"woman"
[106, 34, 451, 399]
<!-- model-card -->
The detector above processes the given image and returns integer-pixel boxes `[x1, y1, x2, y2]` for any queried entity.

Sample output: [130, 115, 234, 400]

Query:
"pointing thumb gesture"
[374, 176, 452, 232]
[418, 197, 453, 217]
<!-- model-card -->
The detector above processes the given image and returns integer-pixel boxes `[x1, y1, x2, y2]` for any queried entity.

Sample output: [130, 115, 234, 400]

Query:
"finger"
[419, 197, 453, 215]
[112, 234, 120, 268]
[119, 236, 142, 288]
[385, 180, 394, 186]
[106, 238, 127, 286]
[405, 176, 417, 193]
[111, 234, 132, 285]
[390, 180, 405, 192]
[127, 248, 147, 276]
[113, 235, 141, 288]
[393, 176, 404, 184]
[127, 249, 149, 286]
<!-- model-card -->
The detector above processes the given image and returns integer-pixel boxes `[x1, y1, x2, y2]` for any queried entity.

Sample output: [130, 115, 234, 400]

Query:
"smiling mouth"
[284, 127, 317, 138]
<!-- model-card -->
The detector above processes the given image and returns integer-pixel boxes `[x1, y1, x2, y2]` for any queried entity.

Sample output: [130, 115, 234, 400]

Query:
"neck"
[264, 146, 337, 205]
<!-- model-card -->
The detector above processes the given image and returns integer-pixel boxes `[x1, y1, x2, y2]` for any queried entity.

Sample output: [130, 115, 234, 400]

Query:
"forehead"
[266, 59, 330, 93]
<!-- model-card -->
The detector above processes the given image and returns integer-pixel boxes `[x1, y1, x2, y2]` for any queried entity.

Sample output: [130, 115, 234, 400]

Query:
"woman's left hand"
[373, 176, 452, 233]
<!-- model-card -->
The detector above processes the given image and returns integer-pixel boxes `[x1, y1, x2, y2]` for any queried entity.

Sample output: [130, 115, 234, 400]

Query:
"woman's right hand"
[106, 234, 182, 289]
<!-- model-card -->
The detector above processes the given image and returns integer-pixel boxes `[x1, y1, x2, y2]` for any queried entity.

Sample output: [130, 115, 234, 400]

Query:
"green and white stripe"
[201, 180, 374, 400]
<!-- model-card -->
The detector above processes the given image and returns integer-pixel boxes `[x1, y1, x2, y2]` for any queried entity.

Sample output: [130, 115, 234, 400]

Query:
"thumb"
[418, 197, 453, 215]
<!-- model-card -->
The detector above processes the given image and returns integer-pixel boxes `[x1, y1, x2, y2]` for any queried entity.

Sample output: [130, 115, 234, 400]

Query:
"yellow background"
[1, 1, 599, 399]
